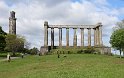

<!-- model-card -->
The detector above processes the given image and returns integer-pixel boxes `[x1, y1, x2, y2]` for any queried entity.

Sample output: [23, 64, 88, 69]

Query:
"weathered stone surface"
[44, 21, 48, 48]
[81, 28, 84, 47]
[73, 28, 77, 47]
[51, 28, 54, 49]
[40, 46, 48, 55]
[88, 28, 91, 46]
[9, 11, 16, 35]
[66, 28, 69, 48]
[59, 28, 62, 48]
[43, 21, 105, 53]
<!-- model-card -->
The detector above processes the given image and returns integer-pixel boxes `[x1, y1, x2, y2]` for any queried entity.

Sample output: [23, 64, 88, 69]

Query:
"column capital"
[96, 22, 102, 28]
[73, 28, 77, 29]
[44, 21, 48, 27]
[87, 28, 91, 30]
[58, 27, 62, 29]
[80, 28, 84, 29]
[51, 27, 54, 29]
[93, 28, 96, 30]
[97, 22, 102, 25]
[66, 27, 69, 29]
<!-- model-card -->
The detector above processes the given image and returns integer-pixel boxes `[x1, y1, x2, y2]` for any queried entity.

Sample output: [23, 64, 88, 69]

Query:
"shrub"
[30, 47, 38, 55]
[50, 47, 96, 54]
[83, 47, 95, 54]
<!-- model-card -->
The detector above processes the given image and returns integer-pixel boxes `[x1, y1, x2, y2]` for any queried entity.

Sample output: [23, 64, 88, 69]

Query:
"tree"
[5, 34, 25, 56]
[30, 47, 38, 55]
[24, 42, 31, 50]
[22, 42, 31, 54]
[0, 26, 7, 51]
[113, 20, 124, 31]
[110, 29, 124, 58]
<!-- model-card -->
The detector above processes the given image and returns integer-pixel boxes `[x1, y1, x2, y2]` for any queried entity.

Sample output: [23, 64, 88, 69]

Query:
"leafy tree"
[23, 48, 31, 54]
[110, 29, 124, 58]
[0, 26, 7, 51]
[113, 20, 124, 31]
[30, 47, 38, 55]
[5, 34, 25, 56]
[24, 42, 31, 50]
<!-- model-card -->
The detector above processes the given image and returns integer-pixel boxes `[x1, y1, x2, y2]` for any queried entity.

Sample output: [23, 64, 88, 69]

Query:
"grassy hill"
[0, 54, 124, 78]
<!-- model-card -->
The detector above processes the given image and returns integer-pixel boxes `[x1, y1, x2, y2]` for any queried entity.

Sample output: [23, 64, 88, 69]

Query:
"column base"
[40, 46, 48, 55]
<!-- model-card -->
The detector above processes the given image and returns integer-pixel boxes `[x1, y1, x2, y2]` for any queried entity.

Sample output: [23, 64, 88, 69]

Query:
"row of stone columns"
[44, 21, 102, 49]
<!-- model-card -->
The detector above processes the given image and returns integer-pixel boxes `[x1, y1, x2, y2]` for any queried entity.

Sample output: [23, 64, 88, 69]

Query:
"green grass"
[0, 54, 124, 78]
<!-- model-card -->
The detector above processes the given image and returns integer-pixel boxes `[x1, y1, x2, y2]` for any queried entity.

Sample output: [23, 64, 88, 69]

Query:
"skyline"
[0, 0, 124, 50]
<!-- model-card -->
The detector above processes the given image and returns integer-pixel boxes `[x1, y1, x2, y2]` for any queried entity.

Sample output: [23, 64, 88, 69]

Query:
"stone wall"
[40, 46, 48, 55]
[95, 46, 111, 54]
[40, 46, 111, 55]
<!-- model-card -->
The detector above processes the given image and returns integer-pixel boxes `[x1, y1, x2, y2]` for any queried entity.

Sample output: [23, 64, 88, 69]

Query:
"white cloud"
[0, 0, 122, 50]
[0, 1, 9, 32]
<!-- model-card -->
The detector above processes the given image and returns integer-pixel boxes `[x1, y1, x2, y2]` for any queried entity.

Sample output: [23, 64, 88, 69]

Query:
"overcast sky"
[0, 0, 124, 50]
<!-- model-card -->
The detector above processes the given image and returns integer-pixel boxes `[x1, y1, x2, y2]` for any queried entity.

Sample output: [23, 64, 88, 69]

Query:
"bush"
[83, 47, 95, 54]
[50, 47, 96, 54]
[30, 47, 38, 55]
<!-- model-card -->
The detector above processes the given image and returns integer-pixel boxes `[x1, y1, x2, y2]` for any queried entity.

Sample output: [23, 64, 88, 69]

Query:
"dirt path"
[0, 57, 19, 62]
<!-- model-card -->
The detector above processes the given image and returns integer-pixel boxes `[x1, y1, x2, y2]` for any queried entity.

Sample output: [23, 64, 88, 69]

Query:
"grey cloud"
[0, 0, 122, 49]
[38, 0, 70, 7]
[4, 0, 70, 7]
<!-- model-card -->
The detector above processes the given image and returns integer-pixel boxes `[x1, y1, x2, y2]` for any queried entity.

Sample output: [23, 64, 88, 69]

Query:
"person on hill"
[21, 53, 24, 58]
[7, 53, 11, 62]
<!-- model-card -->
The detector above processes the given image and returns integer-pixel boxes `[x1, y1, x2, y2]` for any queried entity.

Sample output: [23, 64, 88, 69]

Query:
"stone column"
[44, 21, 48, 48]
[93, 28, 96, 46]
[81, 28, 84, 47]
[99, 24, 102, 46]
[96, 27, 99, 46]
[66, 28, 69, 48]
[73, 28, 77, 47]
[98, 27, 100, 46]
[59, 28, 62, 48]
[88, 28, 91, 46]
[51, 28, 54, 49]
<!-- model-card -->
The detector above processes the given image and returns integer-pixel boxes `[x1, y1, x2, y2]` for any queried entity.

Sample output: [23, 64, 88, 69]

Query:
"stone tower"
[9, 11, 16, 35]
